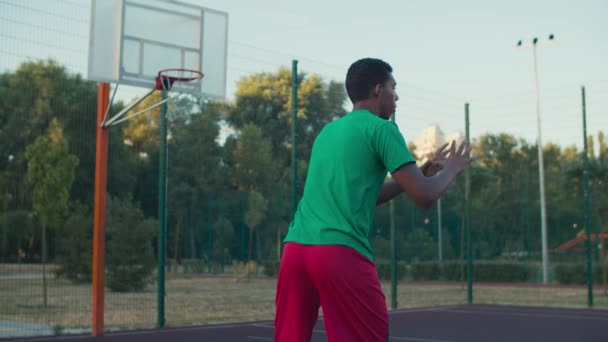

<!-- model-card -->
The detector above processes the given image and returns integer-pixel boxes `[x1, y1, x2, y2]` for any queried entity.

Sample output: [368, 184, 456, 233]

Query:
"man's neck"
[352, 101, 380, 117]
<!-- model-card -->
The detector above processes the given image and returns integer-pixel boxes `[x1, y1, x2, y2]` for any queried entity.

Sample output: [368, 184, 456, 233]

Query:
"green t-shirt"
[284, 109, 416, 260]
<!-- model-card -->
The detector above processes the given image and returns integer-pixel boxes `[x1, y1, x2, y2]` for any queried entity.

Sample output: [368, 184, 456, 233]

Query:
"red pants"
[275, 242, 388, 342]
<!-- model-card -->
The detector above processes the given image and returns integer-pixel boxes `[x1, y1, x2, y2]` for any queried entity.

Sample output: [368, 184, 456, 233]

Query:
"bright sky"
[1, 0, 607, 149]
[201, 0, 608, 150]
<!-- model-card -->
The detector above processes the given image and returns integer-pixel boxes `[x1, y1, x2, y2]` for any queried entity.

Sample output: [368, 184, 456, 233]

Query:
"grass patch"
[387, 282, 608, 309]
[1, 274, 607, 335]
[0, 263, 58, 275]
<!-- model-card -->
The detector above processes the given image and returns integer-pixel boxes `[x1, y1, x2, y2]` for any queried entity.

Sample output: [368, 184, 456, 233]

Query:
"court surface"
[10, 304, 608, 342]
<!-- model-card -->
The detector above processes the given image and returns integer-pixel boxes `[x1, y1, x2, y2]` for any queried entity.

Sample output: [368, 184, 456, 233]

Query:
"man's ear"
[372, 84, 382, 98]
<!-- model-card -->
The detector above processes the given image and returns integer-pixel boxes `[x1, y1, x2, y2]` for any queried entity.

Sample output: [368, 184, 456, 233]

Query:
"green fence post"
[157, 90, 168, 328]
[220, 197, 224, 273]
[465, 103, 473, 304]
[208, 193, 214, 271]
[594, 215, 600, 264]
[291, 60, 299, 218]
[390, 114, 398, 309]
[581, 86, 593, 307]
[241, 194, 246, 261]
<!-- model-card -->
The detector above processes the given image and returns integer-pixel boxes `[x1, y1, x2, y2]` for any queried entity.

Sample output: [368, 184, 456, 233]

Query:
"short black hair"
[345, 58, 393, 103]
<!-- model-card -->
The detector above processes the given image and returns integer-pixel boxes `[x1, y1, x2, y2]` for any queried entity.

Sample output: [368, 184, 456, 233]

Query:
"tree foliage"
[25, 117, 78, 305]
[26, 118, 79, 228]
[54, 202, 92, 283]
[1, 61, 607, 280]
[105, 196, 157, 292]
[245, 190, 268, 261]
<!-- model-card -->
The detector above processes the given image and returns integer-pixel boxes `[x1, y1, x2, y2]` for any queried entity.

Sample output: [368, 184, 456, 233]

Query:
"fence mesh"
[1, 0, 607, 339]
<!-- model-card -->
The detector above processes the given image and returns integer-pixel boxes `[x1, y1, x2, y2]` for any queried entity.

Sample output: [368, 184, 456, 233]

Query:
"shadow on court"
[8, 304, 608, 342]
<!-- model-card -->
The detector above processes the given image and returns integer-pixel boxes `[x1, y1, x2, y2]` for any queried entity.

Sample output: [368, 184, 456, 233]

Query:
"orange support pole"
[92, 82, 110, 336]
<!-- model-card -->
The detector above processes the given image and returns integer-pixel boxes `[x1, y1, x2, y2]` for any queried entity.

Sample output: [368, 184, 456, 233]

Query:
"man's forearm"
[376, 179, 402, 206]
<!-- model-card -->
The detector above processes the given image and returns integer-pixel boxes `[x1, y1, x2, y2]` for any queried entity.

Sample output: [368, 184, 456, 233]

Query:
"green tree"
[226, 69, 347, 260]
[245, 190, 267, 261]
[232, 124, 277, 193]
[1, 210, 31, 260]
[167, 102, 226, 262]
[588, 135, 595, 158]
[470, 134, 524, 257]
[564, 141, 608, 239]
[403, 228, 436, 262]
[229, 68, 346, 193]
[54, 203, 92, 283]
[121, 92, 162, 151]
[0, 192, 11, 259]
[598, 131, 607, 161]
[230, 69, 346, 158]
[0, 61, 137, 270]
[231, 124, 275, 261]
[25, 118, 79, 307]
[0, 60, 100, 208]
[213, 217, 234, 265]
[105, 196, 157, 292]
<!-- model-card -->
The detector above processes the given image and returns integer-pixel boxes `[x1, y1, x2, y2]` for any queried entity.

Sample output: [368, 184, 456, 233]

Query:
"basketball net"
[101, 69, 204, 128]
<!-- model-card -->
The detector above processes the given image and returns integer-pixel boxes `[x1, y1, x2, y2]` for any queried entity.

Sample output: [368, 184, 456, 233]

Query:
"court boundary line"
[455, 304, 608, 316]
[389, 336, 455, 342]
[443, 308, 608, 321]
[11, 320, 276, 341]
[12, 304, 608, 342]
[390, 305, 460, 314]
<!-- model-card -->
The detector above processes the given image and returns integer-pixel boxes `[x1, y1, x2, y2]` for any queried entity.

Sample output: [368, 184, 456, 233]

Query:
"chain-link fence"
[1, 0, 607, 339]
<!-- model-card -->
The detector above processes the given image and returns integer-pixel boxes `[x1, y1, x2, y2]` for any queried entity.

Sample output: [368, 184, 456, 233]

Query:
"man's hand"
[420, 142, 449, 177]
[437, 140, 473, 174]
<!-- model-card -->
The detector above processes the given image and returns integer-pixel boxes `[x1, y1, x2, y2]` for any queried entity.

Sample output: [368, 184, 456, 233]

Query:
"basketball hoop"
[101, 69, 204, 128]
[156, 69, 204, 92]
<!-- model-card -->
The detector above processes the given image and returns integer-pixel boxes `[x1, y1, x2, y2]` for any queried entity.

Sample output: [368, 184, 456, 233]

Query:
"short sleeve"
[373, 122, 416, 173]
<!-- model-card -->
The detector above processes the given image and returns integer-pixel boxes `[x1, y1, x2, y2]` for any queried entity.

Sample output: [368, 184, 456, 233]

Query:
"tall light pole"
[517, 34, 554, 284]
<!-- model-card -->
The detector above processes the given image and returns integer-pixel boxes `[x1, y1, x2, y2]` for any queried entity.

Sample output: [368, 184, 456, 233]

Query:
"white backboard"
[88, 0, 227, 99]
